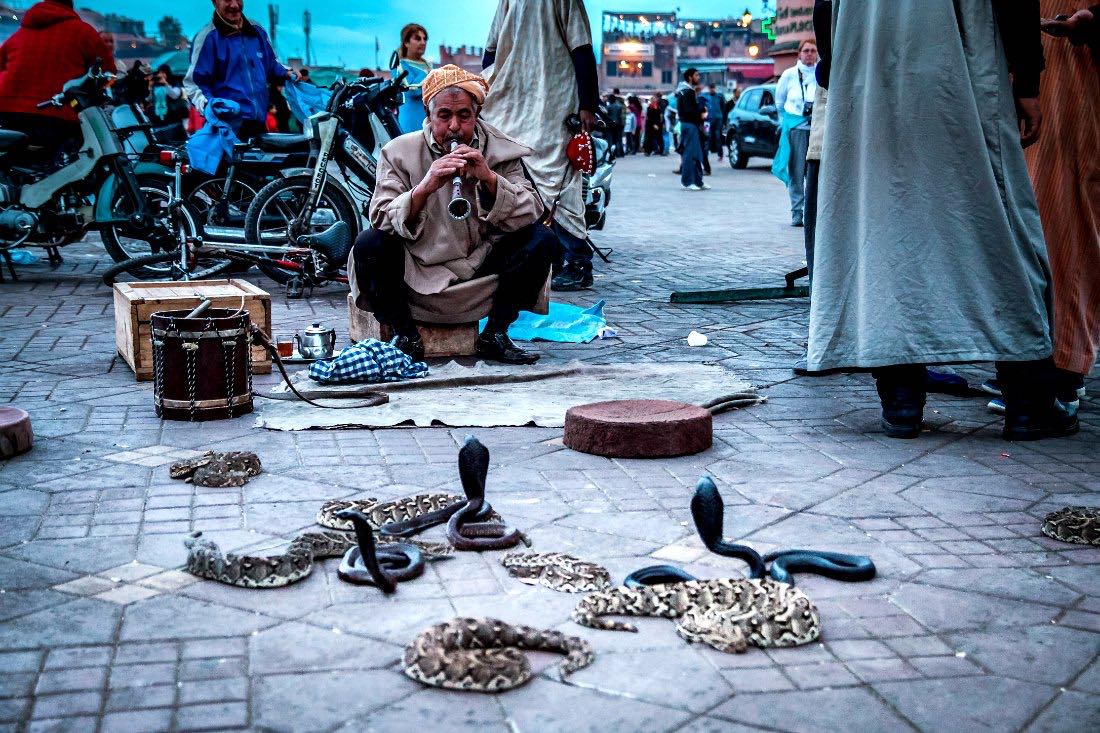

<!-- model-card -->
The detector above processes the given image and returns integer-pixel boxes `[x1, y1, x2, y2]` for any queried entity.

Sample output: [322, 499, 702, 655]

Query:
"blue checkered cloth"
[308, 338, 429, 385]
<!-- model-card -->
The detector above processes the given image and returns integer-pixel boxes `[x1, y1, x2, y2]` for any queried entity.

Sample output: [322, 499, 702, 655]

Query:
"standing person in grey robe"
[808, 0, 1078, 442]
[481, 0, 600, 292]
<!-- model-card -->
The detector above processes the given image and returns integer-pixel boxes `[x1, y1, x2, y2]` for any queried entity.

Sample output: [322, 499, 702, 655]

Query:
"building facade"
[768, 0, 816, 75]
[439, 45, 485, 75]
[599, 10, 775, 95]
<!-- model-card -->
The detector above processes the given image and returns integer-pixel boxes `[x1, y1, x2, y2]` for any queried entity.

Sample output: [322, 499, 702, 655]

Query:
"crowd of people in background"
[601, 81, 738, 165]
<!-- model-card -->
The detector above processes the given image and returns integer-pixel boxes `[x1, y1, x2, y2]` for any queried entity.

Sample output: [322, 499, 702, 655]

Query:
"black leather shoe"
[475, 331, 539, 364]
[392, 331, 424, 361]
[1003, 400, 1079, 441]
[874, 369, 926, 439]
[551, 266, 594, 292]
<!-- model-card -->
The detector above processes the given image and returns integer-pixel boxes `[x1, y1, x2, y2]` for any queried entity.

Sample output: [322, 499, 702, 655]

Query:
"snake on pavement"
[316, 493, 497, 537]
[571, 577, 821, 653]
[184, 530, 450, 589]
[624, 477, 875, 592]
[1041, 506, 1100, 545]
[403, 617, 594, 692]
[334, 509, 425, 592]
[447, 436, 530, 551]
[500, 552, 612, 593]
[169, 451, 263, 487]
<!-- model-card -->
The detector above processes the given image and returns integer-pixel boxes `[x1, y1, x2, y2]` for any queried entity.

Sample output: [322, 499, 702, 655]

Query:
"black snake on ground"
[626, 476, 875, 588]
[333, 509, 425, 592]
[446, 436, 530, 551]
[403, 617, 594, 691]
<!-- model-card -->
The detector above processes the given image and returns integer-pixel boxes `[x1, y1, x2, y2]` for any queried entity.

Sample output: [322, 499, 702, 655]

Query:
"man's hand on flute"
[409, 153, 468, 220]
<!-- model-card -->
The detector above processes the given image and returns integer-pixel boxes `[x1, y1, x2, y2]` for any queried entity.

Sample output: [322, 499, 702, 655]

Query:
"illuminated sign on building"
[604, 42, 656, 56]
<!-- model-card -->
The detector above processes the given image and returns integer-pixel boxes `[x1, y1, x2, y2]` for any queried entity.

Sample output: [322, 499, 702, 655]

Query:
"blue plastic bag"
[7, 250, 38, 265]
[186, 99, 241, 175]
[284, 79, 332, 125]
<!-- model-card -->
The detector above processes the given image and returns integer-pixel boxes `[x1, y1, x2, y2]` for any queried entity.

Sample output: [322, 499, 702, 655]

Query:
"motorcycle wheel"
[243, 174, 360, 285]
[100, 183, 223, 280]
[187, 176, 258, 230]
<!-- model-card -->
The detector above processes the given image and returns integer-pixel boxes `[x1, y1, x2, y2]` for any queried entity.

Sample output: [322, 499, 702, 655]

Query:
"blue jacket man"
[699, 84, 725, 158]
[184, 0, 290, 138]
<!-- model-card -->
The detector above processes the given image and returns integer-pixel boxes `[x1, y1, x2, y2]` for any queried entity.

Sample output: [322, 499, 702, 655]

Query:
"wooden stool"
[0, 406, 33, 459]
[347, 273, 551, 358]
[564, 399, 712, 458]
[348, 296, 479, 357]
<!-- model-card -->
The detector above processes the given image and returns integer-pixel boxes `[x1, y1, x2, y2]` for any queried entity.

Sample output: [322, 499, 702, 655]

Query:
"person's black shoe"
[1003, 400, 1079, 441]
[475, 331, 539, 365]
[874, 369, 926, 439]
[391, 331, 424, 361]
[551, 266, 594, 292]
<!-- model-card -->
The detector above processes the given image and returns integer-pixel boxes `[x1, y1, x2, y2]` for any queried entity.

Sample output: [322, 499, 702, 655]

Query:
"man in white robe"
[481, 0, 599, 291]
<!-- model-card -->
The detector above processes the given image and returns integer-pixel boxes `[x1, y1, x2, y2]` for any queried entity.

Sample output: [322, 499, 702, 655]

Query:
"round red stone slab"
[0, 406, 32, 459]
[564, 399, 712, 458]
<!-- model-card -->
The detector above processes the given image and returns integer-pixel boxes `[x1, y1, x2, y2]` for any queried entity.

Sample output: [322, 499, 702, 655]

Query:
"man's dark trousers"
[353, 223, 556, 332]
[700, 124, 712, 175]
[804, 159, 820, 280]
[552, 220, 592, 276]
[679, 124, 704, 187]
[708, 123, 723, 158]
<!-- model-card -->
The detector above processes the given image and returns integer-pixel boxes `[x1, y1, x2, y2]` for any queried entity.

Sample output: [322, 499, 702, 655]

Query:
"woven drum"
[150, 308, 253, 421]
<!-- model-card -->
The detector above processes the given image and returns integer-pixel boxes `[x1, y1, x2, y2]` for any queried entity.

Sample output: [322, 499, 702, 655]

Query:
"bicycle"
[101, 149, 352, 297]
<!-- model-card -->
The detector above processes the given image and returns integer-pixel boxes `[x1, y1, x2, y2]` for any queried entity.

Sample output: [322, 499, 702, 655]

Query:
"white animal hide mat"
[255, 360, 758, 430]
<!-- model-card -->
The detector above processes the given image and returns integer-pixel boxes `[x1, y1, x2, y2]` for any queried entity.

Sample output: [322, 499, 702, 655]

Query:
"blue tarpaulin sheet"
[479, 301, 611, 343]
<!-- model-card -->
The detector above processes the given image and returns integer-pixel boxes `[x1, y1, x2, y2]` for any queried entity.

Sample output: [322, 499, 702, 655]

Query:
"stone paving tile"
[709, 687, 912, 732]
[100, 708, 174, 733]
[569, 647, 735, 713]
[874, 677, 1059, 731]
[1027, 690, 1100, 732]
[0, 154, 1095, 731]
[252, 670, 416, 731]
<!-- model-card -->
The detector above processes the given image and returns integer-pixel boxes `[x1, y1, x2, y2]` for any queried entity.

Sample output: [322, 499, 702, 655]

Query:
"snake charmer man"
[348, 65, 555, 365]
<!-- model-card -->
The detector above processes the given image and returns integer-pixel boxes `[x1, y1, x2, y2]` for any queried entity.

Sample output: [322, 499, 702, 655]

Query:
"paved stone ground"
[0, 152, 1097, 733]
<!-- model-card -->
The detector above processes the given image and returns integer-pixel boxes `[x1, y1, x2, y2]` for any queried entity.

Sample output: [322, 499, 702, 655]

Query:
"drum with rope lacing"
[150, 308, 254, 421]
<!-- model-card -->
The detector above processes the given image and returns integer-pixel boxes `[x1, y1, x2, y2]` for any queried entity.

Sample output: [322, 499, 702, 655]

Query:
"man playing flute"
[348, 65, 554, 364]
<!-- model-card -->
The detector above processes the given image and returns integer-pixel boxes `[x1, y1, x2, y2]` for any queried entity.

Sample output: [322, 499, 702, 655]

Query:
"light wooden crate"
[113, 279, 272, 381]
[346, 274, 551, 357]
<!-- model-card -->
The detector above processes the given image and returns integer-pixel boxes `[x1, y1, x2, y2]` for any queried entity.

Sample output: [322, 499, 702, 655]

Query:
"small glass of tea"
[276, 335, 294, 357]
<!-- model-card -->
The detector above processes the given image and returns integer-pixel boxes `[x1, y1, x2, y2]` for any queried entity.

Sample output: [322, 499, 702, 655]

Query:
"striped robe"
[1025, 0, 1100, 375]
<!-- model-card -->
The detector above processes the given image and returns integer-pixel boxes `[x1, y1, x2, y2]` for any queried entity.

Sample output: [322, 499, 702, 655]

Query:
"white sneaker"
[699, 183, 712, 190]
[681, 184, 703, 191]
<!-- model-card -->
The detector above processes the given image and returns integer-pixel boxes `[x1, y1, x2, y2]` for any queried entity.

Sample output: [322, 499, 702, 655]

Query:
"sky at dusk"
[71, 0, 770, 67]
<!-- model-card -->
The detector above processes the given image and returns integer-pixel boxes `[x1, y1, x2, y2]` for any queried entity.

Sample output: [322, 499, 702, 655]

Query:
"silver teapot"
[294, 322, 336, 360]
